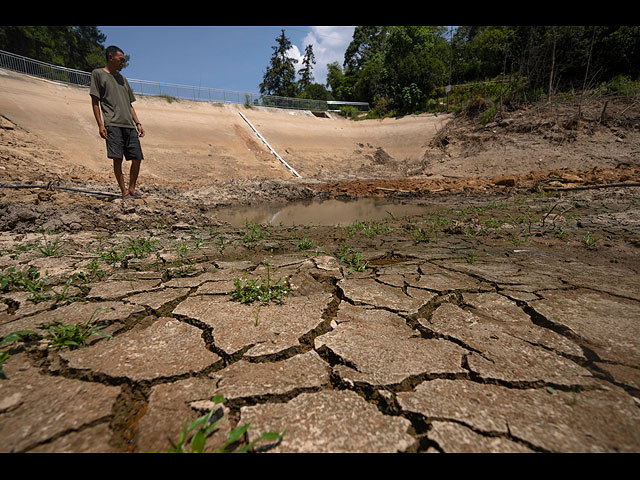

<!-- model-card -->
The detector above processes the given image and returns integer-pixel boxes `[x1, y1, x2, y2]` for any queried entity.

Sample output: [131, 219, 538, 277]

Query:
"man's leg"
[112, 158, 128, 196]
[128, 159, 141, 196]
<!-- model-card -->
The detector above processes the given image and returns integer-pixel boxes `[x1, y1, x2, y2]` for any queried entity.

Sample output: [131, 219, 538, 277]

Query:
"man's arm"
[91, 96, 108, 139]
[131, 105, 145, 138]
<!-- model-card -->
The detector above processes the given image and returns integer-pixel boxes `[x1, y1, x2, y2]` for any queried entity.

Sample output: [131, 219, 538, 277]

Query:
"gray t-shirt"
[90, 68, 136, 128]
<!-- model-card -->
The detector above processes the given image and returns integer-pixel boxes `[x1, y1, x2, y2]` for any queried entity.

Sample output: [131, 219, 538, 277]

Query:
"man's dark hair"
[105, 45, 124, 62]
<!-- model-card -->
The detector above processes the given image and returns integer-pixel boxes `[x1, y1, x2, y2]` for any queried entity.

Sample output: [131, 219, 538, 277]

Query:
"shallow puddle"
[214, 198, 434, 227]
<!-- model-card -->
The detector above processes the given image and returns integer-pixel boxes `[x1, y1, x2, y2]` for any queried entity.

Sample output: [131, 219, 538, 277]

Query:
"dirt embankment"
[1, 67, 639, 234]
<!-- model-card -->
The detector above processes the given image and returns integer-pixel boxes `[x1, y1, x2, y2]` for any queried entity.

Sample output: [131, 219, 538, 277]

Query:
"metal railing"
[0, 49, 369, 112]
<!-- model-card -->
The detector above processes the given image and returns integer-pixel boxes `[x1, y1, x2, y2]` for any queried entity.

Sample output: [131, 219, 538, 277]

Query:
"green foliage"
[158, 94, 178, 103]
[600, 75, 640, 96]
[294, 234, 314, 251]
[331, 25, 640, 117]
[260, 29, 299, 97]
[229, 264, 291, 304]
[167, 394, 285, 453]
[345, 219, 394, 239]
[338, 244, 368, 273]
[0, 26, 106, 71]
[39, 319, 111, 351]
[0, 330, 37, 377]
[0, 266, 50, 302]
[241, 221, 270, 249]
[37, 232, 65, 257]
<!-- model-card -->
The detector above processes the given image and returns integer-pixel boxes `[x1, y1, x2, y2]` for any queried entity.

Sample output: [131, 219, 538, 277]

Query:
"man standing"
[90, 45, 145, 200]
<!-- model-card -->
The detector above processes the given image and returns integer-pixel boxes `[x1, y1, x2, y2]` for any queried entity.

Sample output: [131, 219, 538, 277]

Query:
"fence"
[0, 49, 369, 112]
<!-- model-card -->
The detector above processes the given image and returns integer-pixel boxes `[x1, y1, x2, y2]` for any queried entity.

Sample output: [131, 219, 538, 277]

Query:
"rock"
[493, 176, 516, 187]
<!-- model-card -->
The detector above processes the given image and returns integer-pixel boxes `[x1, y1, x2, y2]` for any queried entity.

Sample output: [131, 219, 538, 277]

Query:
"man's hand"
[136, 123, 145, 138]
[99, 124, 108, 139]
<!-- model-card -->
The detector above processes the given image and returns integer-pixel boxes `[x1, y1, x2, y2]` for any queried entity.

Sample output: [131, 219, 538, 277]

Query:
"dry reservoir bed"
[1, 187, 639, 453]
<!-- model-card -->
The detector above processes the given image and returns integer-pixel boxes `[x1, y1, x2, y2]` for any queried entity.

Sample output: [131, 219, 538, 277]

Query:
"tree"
[298, 44, 316, 93]
[0, 26, 106, 71]
[260, 29, 298, 98]
[343, 26, 389, 72]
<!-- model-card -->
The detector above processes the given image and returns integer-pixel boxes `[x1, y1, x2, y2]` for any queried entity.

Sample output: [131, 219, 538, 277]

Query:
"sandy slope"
[0, 69, 450, 186]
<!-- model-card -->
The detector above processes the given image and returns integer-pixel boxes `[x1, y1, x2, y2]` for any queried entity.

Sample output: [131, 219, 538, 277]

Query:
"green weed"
[37, 232, 64, 257]
[38, 309, 111, 351]
[167, 394, 285, 453]
[345, 219, 393, 239]
[295, 234, 314, 251]
[127, 237, 160, 258]
[0, 330, 37, 377]
[465, 251, 476, 264]
[338, 244, 368, 273]
[582, 232, 599, 249]
[229, 264, 290, 304]
[0, 266, 51, 302]
[241, 221, 270, 249]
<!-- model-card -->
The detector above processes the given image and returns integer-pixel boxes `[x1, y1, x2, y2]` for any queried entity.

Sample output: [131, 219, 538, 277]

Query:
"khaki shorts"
[106, 126, 143, 160]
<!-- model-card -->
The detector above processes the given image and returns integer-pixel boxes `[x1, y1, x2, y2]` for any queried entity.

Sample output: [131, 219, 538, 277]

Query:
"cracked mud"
[2, 187, 640, 453]
[1, 72, 640, 452]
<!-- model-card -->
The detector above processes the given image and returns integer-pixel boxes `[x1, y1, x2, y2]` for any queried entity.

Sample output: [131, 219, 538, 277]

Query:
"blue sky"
[97, 26, 356, 95]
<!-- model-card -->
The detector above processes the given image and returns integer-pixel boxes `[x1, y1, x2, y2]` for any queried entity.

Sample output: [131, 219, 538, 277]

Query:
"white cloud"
[289, 26, 355, 85]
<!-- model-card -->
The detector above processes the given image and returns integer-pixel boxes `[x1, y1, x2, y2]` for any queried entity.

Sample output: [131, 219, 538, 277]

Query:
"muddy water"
[214, 198, 434, 227]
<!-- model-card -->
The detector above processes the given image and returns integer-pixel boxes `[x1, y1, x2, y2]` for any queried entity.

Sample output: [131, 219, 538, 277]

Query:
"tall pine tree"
[298, 44, 316, 93]
[260, 29, 298, 97]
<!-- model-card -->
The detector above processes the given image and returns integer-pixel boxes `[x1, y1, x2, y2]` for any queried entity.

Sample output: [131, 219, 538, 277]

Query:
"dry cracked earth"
[1, 186, 640, 453]
[1, 76, 640, 452]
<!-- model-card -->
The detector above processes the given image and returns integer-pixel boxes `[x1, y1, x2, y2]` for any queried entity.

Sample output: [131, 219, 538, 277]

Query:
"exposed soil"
[1, 68, 639, 453]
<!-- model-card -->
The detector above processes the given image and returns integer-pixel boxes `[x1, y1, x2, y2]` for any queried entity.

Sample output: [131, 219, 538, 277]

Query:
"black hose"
[0, 184, 120, 198]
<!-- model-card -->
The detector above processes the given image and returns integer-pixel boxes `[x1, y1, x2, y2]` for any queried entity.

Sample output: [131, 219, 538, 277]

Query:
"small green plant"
[241, 221, 270, 249]
[52, 276, 82, 302]
[158, 94, 178, 103]
[229, 263, 290, 304]
[127, 237, 159, 258]
[0, 266, 51, 302]
[39, 309, 111, 350]
[167, 394, 285, 453]
[0, 330, 37, 377]
[345, 219, 393, 239]
[100, 246, 127, 266]
[581, 232, 599, 249]
[338, 244, 368, 273]
[465, 251, 476, 264]
[83, 258, 106, 282]
[295, 234, 314, 251]
[37, 233, 64, 257]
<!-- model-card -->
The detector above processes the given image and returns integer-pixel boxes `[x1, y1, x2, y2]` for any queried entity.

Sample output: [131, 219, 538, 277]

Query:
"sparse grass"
[229, 263, 290, 304]
[345, 219, 394, 239]
[582, 232, 600, 249]
[295, 234, 314, 251]
[37, 232, 64, 257]
[127, 237, 160, 258]
[166, 394, 285, 453]
[338, 244, 368, 273]
[465, 251, 476, 264]
[37, 308, 111, 350]
[0, 266, 50, 302]
[158, 94, 178, 103]
[39, 318, 111, 350]
[0, 330, 37, 377]
[241, 221, 270, 249]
